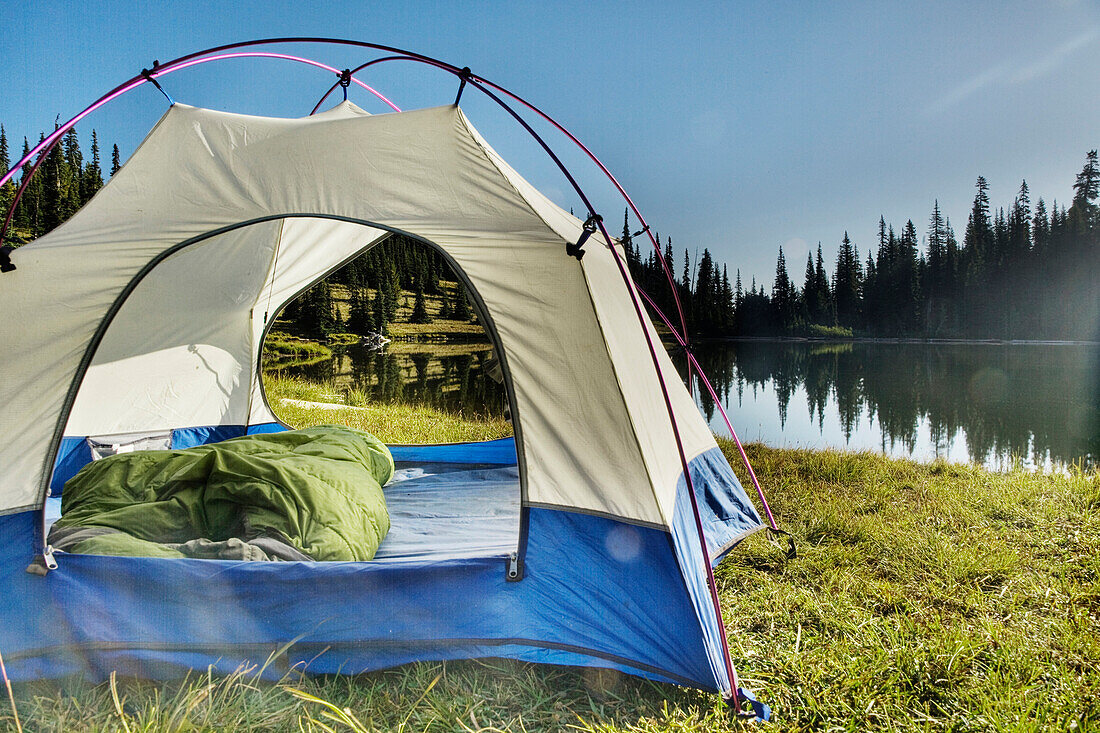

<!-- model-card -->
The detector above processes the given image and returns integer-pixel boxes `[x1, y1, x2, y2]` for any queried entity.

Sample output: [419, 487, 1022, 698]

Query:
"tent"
[0, 95, 768, 709]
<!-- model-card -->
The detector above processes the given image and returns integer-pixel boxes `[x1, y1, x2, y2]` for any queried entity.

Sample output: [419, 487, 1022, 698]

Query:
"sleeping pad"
[48, 425, 393, 561]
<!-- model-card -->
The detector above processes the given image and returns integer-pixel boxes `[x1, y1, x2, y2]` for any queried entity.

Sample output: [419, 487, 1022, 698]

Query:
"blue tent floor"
[45, 461, 522, 563]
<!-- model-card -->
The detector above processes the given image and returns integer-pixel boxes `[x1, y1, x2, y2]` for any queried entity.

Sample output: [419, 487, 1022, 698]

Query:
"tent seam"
[457, 108, 666, 528]
[577, 260, 670, 525]
[245, 218, 288, 429]
[524, 501, 668, 532]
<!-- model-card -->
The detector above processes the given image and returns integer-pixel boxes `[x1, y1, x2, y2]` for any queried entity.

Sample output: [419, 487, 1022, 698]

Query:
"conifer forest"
[3, 121, 1097, 342]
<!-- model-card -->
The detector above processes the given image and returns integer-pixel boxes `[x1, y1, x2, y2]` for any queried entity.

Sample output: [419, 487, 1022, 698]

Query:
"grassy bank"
[266, 374, 512, 444]
[4, 406, 1097, 731]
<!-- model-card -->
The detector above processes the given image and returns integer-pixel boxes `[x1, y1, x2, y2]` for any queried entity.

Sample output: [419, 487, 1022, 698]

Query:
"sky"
[2, 0, 1099, 286]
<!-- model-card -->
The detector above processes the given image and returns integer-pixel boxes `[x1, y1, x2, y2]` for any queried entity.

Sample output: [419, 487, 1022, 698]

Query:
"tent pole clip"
[141, 62, 174, 106]
[454, 67, 472, 106]
[339, 69, 352, 101]
[506, 551, 523, 582]
[566, 214, 602, 261]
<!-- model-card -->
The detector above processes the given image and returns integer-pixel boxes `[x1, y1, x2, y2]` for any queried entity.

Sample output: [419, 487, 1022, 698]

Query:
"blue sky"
[3, 1, 1099, 285]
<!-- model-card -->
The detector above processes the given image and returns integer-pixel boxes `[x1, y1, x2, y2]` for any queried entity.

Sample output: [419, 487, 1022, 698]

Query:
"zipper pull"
[25, 545, 57, 576]
[506, 551, 523, 582]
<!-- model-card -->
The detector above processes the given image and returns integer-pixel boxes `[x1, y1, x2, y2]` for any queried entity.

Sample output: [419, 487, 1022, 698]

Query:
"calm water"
[684, 341, 1099, 471]
[271, 342, 508, 418]
[273, 340, 1099, 471]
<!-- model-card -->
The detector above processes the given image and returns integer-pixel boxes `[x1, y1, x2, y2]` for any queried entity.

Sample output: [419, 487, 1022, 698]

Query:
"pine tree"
[110, 144, 121, 176]
[384, 265, 400, 321]
[833, 231, 861, 330]
[925, 201, 951, 333]
[720, 264, 733, 332]
[814, 243, 831, 322]
[371, 288, 388, 336]
[452, 283, 471, 321]
[964, 176, 994, 269]
[347, 288, 373, 333]
[772, 246, 796, 331]
[81, 130, 104, 204]
[40, 129, 67, 235]
[801, 252, 816, 322]
[13, 138, 35, 233]
[438, 284, 453, 319]
[316, 282, 337, 334]
[961, 177, 996, 336]
[410, 283, 431, 323]
[1068, 150, 1099, 234]
[621, 208, 640, 275]
[0, 126, 8, 174]
[694, 248, 715, 331]
[0, 126, 13, 228]
[863, 249, 877, 331]
[1032, 198, 1049, 257]
[1009, 181, 1031, 258]
[897, 220, 919, 333]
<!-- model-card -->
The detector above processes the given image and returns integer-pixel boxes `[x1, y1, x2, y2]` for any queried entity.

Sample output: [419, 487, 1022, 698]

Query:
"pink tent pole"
[309, 55, 412, 114]
[0, 50, 401, 243]
[637, 288, 778, 530]
[163, 52, 401, 111]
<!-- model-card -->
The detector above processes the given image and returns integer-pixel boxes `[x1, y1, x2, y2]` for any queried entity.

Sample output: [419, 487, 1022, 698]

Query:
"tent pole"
[638, 290, 779, 531]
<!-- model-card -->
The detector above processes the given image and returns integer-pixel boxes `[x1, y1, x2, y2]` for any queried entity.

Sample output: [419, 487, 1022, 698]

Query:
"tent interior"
[44, 215, 525, 566]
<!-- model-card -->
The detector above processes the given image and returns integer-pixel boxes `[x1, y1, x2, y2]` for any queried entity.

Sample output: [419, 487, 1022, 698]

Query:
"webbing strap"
[566, 214, 601, 260]
[141, 63, 175, 105]
[732, 686, 772, 723]
[766, 526, 797, 559]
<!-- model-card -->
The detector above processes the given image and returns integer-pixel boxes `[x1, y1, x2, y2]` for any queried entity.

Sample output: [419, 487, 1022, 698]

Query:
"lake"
[270, 339, 1099, 472]
[684, 340, 1099, 471]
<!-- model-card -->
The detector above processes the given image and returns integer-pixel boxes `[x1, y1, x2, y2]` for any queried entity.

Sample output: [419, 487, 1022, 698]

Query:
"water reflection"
[682, 341, 1100, 471]
[269, 338, 1098, 471]
[271, 343, 508, 418]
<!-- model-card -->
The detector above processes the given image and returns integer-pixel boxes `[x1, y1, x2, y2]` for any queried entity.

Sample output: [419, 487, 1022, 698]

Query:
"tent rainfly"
[0, 84, 770, 715]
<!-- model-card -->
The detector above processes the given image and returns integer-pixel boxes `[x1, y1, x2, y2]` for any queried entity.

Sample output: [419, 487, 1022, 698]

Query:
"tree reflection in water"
[276, 339, 1097, 470]
[278, 344, 508, 420]
[680, 341, 1099, 471]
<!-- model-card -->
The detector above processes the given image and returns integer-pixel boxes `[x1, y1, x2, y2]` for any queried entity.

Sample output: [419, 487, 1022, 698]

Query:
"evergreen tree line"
[284, 233, 477, 338]
[0, 123, 120, 241]
[625, 151, 1100, 341]
[7, 121, 1095, 342]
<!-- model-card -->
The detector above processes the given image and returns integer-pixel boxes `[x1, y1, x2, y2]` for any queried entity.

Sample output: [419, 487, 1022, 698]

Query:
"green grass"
[716, 443, 1100, 731]
[3, 408, 1097, 731]
[265, 373, 512, 444]
[262, 334, 334, 370]
[264, 333, 333, 359]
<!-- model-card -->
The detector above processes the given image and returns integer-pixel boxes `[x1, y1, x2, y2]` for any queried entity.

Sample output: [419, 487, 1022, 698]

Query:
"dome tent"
[0, 42, 771, 720]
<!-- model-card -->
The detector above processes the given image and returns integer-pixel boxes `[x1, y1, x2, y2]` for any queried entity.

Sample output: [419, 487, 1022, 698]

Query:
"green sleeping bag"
[50, 425, 393, 561]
